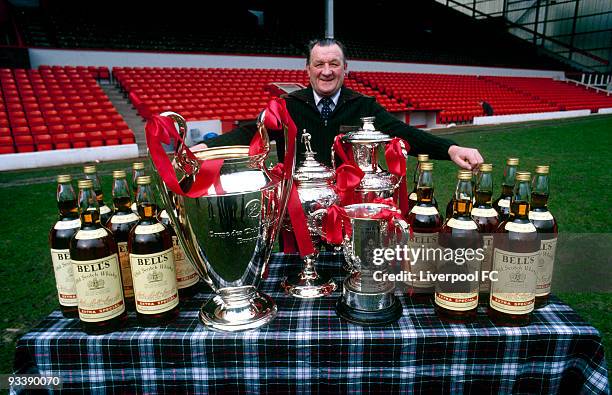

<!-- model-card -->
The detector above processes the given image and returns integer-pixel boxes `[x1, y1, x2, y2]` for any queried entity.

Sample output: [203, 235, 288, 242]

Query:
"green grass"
[0, 115, 610, 378]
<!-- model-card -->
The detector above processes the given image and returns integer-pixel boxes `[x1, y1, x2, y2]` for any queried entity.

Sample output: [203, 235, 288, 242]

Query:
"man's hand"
[448, 145, 484, 170]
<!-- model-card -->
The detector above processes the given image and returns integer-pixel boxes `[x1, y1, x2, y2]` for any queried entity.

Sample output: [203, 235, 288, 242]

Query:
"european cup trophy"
[148, 111, 293, 331]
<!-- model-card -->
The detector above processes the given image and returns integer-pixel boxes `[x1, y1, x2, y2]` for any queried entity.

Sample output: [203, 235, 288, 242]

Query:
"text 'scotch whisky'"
[492, 158, 519, 223]
[128, 176, 180, 326]
[107, 170, 139, 310]
[49, 174, 80, 318]
[471, 163, 499, 296]
[488, 171, 539, 326]
[159, 209, 200, 298]
[529, 165, 558, 307]
[83, 165, 112, 225]
[130, 162, 145, 214]
[70, 179, 127, 334]
[406, 162, 442, 301]
[436, 170, 483, 322]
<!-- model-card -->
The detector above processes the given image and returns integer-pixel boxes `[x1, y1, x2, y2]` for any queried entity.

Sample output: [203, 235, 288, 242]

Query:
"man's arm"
[371, 101, 483, 170]
[203, 121, 258, 148]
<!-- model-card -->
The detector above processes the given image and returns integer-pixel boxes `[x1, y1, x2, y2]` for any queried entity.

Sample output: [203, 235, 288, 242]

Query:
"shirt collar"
[313, 89, 341, 107]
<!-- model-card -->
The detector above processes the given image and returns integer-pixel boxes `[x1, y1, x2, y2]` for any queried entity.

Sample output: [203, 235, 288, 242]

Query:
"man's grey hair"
[306, 38, 347, 65]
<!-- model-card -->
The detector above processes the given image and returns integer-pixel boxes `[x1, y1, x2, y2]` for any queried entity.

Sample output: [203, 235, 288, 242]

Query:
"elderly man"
[200, 38, 484, 170]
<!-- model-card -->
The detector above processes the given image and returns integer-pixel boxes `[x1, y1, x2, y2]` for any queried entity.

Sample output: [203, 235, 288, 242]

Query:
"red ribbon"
[332, 134, 355, 164]
[332, 134, 364, 206]
[373, 197, 397, 207]
[145, 115, 224, 198]
[385, 137, 410, 217]
[265, 99, 315, 257]
[321, 205, 352, 245]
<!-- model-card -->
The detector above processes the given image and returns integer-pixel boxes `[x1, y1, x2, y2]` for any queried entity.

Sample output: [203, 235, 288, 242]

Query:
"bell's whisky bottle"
[492, 158, 519, 222]
[159, 208, 200, 298]
[408, 154, 429, 211]
[129, 176, 180, 326]
[529, 165, 558, 307]
[83, 165, 112, 225]
[49, 174, 80, 318]
[436, 170, 483, 322]
[406, 162, 442, 301]
[471, 163, 499, 297]
[70, 179, 127, 334]
[488, 171, 539, 326]
[131, 162, 145, 214]
[107, 170, 139, 310]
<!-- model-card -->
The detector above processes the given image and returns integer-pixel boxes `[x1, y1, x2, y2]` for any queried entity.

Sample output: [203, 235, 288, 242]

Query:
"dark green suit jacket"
[207, 86, 456, 166]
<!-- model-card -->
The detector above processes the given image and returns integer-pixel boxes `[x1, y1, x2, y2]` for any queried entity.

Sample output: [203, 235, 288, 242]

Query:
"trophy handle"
[331, 145, 337, 170]
[308, 208, 328, 239]
[159, 111, 200, 176]
[392, 217, 410, 246]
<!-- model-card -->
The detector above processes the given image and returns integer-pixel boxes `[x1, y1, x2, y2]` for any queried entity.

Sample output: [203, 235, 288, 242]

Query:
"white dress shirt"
[313, 90, 341, 113]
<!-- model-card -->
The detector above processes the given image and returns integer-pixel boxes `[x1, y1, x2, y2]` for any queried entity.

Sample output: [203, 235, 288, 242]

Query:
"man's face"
[307, 44, 347, 97]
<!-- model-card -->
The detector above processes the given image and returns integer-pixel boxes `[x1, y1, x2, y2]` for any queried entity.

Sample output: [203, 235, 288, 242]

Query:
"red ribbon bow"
[332, 134, 364, 205]
[321, 205, 352, 245]
[385, 137, 410, 217]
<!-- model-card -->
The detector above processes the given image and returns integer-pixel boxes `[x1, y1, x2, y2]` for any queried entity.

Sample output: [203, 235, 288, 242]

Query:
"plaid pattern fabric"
[13, 253, 609, 394]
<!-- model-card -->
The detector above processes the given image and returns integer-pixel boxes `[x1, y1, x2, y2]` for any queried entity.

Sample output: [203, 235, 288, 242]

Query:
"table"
[14, 253, 610, 394]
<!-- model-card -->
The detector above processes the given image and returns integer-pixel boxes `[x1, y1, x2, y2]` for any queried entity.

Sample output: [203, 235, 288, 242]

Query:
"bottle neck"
[112, 178, 132, 213]
[502, 165, 517, 188]
[132, 169, 145, 199]
[416, 170, 434, 205]
[453, 179, 473, 217]
[136, 184, 158, 222]
[531, 174, 550, 210]
[510, 180, 531, 220]
[474, 172, 493, 208]
[57, 183, 79, 219]
[78, 187, 101, 228]
[412, 161, 421, 189]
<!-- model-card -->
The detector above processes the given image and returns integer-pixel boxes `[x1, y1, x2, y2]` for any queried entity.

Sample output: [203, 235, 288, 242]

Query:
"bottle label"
[471, 207, 498, 218]
[409, 192, 417, 201]
[435, 292, 478, 311]
[51, 248, 78, 307]
[497, 199, 510, 208]
[447, 218, 478, 230]
[135, 223, 166, 235]
[99, 205, 111, 215]
[54, 219, 81, 230]
[406, 232, 439, 288]
[410, 206, 439, 216]
[479, 235, 494, 292]
[110, 213, 139, 224]
[75, 228, 109, 240]
[490, 248, 538, 314]
[529, 211, 554, 221]
[131, 202, 137, 213]
[73, 254, 125, 322]
[504, 222, 537, 233]
[173, 236, 199, 288]
[116, 242, 134, 298]
[536, 237, 558, 297]
[130, 248, 179, 314]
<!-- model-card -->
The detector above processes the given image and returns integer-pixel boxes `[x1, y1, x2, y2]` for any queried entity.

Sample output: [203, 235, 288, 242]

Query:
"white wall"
[28, 48, 565, 78]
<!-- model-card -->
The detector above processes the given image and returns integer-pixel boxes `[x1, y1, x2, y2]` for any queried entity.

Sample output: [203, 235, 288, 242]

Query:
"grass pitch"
[0, 114, 610, 379]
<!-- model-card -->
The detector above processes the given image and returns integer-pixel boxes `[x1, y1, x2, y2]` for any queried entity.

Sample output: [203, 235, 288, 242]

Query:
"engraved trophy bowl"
[152, 111, 293, 332]
[280, 131, 338, 299]
[312, 203, 410, 325]
[334, 117, 401, 202]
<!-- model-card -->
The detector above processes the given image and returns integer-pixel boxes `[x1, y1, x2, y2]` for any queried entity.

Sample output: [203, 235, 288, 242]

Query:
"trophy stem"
[281, 255, 337, 299]
[199, 286, 278, 332]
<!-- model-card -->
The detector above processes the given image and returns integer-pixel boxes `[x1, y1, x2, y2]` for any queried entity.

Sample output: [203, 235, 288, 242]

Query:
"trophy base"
[281, 272, 337, 299]
[199, 288, 277, 332]
[336, 290, 402, 326]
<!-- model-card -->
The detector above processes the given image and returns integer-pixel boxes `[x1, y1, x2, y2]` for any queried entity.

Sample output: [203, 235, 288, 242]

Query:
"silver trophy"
[333, 117, 402, 202]
[153, 111, 293, 331]
[313, 203, 410, 325]
[281, 131, 338, 298]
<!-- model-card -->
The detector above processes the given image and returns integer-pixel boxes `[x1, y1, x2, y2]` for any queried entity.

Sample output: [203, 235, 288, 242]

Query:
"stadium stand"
[0, 66, 134, 154]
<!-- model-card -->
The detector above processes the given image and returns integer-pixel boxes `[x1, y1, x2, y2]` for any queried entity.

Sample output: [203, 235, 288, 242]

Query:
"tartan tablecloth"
[13, 253, 609, 394]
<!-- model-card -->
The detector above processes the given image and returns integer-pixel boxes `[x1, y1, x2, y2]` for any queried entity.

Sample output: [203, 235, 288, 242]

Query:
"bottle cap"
[479, 163, 492, 172]
[421, 162, 433, 171]
[417, 154, 429, 162]
[132, 162, 145, 170]
[458, 170, 472, 180]
[112, 170, 126, 179]
[515, 171, 531, 181]
[78, 179, 94, 189]
[136, 176, 152, 185]
[57, 174, 72, 183]
[506, 158, 519, 166]
[83, 165, 97, 174]
[535, 165, 549, 174]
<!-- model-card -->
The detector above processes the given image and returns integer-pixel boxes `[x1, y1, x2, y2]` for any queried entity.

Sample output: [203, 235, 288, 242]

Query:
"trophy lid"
[294, 131, 335, 185]
[342, 117, 392, 144]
